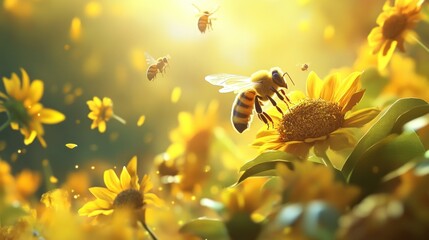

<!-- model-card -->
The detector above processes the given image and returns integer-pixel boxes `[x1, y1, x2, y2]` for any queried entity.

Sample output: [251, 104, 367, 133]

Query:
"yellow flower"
[382, 53, 429, 102]
[0, 69, 65, 147]
[78, 156, 162, 217]
[253, 71, 380, 160]
[155, 101, 218, 195]
[368, 0, 423, 70]
[87, 96, 114, 133]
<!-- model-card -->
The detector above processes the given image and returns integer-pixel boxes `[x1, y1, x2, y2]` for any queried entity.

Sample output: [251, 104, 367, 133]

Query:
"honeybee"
[192, 3, 219, 33]
[205, 67, 294, 133]
[296, 63, 310, 71]
[145, 52, 170, 81]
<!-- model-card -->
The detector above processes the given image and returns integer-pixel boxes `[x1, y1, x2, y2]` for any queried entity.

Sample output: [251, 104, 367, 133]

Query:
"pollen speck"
[66, 143, 78, 149]
[137, 115, 146, 127]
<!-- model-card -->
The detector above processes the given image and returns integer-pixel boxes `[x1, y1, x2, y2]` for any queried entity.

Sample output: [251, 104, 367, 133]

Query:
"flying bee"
[192, 3, 219, 33]
[300, 63, 309, 71]
[145, 52, 171, 81]
[205, 67, 295, 133]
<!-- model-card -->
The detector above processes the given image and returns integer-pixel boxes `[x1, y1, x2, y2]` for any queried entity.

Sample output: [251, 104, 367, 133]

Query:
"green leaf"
[348, 131, 425, 197]
[236, 160, 293, 186]
[342, 98, 429, 181]
[179, 218, 229, 240]
[240, 151, 299, 172]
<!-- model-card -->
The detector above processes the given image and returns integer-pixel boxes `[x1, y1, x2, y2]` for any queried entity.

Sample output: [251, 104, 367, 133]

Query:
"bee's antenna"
[282, 72, 295, 86]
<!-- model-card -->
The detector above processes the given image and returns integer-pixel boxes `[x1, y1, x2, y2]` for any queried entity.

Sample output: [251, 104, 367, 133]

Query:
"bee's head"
[271, 70, 288, 88]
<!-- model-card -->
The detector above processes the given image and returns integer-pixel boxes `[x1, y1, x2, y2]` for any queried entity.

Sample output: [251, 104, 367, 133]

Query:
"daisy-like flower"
[368, 0, 423, 70]
[252, 71, 380, 161]
[87, 96, 125, 133]
[155, 101, 218, 195]
[78, 156, 162, 217]
[0, 68, 65, 147]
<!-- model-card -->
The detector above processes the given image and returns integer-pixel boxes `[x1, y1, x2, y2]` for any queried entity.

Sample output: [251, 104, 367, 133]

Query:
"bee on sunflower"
[252, 71, 380, 165]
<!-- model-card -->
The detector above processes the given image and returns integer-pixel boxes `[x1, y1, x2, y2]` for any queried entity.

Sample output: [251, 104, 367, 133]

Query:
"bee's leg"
[267, 95, 283, 115]
[255, 96, 274, 129]
[272, 87, 292, 112]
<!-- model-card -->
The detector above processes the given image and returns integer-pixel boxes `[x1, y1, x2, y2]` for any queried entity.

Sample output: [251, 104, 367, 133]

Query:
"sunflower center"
[278, 99, 344, 141]
[382, 14, 407, 39]
[3, 99, 31, 126]
[113, 189, 144, 209]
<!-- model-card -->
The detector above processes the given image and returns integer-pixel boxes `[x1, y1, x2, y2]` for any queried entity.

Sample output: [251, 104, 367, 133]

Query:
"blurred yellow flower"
[368, 0, 423, 70]
[78, 156, 162, 217]
[0, 69, 65, 147]
[277, 162, 360, 211]
[87, 96, 125, 133]
[253, 71, 379, 160]
[382, 54, 429, 102]
[156, 101, 218, 195]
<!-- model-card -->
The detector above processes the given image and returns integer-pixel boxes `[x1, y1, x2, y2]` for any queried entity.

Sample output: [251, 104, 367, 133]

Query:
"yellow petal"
[88, 112, 98, 120]
[3, 76, 18, 98]
[104, 169, 122, 193]
[336, 72, 362, 107]
[89, 187, 116, 202]
[65, 143, 78, 149]
[378, 40, 397, 71]
[98, 121, 106, 133]
[20, 68, 30, 93]
[306, 71, 323, 99]
[140, 175, 153, 194]
[93, 96, 101, 106]
[343, 108, 380, 128]
[341, 89, 366, 114]
[39, 108, 65, 124]
[320, 73, 339, 102]
[126, 156, 139, 188]
[119, 167, 131, 190]
[11, 122, 19, 130]
[144, 192, 163, 207]
[88, 209, 114, 217]
[102, 97, 112, 107]
[0, 91, 8, 99]
[24, 130, 37, 145]
[29, 80, 44, 103]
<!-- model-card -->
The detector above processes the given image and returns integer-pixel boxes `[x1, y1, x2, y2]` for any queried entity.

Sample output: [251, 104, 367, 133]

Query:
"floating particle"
[137, 115, 146, 127]
[50, 176, 58, 184]
[89, 144, 98, 151]
[85, 1, 102, 18]
[64, 44, 71, 51]
[70, 17, 82, 42]
[91, 166, 95, 170]
[63, 83, 72, 94]
[75, 119, 81, 124]
[109, 132, 119, 142]
[65, 143, 78, 149]
[324, 25, 335, 40]
[171, 87, 181, 103]
[75, 165, 79, 169]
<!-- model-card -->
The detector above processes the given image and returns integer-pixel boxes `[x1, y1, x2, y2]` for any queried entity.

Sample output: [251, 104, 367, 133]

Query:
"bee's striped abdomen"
[146, 65, 158, 81]
[198, 15, 209, 33]
[231, 90, 256, 133]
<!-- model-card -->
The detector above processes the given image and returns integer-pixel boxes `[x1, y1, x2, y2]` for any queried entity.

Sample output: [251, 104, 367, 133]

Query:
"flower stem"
[411, 35, 429, 53]
[112, 114, 127, 125]
[0, 119, 10, 132]
[137, 209, 158, 240]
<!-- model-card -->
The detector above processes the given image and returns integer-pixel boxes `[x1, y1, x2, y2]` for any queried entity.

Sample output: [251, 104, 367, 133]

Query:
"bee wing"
[144, 52, 157, 66]
[205, 74, 256, 93]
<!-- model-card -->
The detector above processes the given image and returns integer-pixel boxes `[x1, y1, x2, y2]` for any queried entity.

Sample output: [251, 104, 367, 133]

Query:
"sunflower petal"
[341, 89, 366, 114]
[336, 72, 362, 107]
[343, 107, 380, 128]
[39, 108, 66, 124]
[306, 71, 323, 99]
[24, 130, 37, 145]
[119, 167, 131, 190]
[126, 156, 139, 189]
[144, 193, 163, 207]
[98, 121, 106, 133]
[29, 80, 44, 103]
[104, 169, 122, 193]
[378, 40, 397, 71]
[89, 187, 116, 203]
[320, 73, 339, 102]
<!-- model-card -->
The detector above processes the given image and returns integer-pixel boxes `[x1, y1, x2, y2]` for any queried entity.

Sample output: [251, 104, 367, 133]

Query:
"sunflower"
[87, 96, 125, 133]
[155, 101, 218, 195]
[78, 156, 162, 218]
[0, 68, 65, 147]
[368, 0, 423, 70]
[252, 71, 380, 161]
